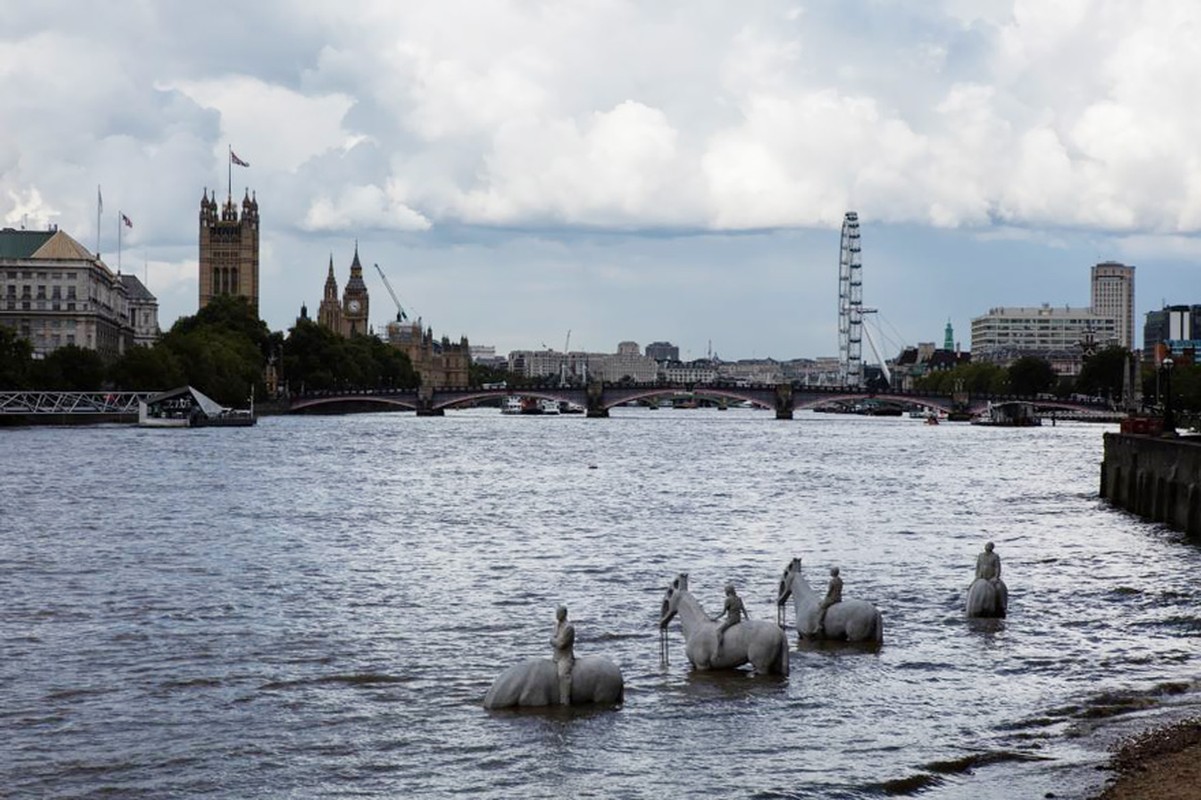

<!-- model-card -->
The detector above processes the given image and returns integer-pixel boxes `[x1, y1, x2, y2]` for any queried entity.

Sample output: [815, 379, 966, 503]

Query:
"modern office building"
[1091, 261, 1135, 351]
[1143, 304, 1201, 362]
[645, 341, 680, 362]
[1, 226, 139, 359]
[198, 189, 260, 315]
[971, 304, 1117, 375]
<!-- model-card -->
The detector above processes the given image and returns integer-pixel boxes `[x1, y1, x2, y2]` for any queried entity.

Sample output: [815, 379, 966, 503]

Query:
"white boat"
[501, 396, 523, 415]
[138, 386, 256, 428]
[539, 399, 561, 415]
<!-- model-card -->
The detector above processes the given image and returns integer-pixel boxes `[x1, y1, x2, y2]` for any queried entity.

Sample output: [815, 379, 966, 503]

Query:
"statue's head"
[725, 583, 736, 595]
[830, 566, 840, 577]
[556, 605, 567, 622]
[985, 542, 995, 552]
[659, 573, 688, 629]
[777, 557, 802, 605]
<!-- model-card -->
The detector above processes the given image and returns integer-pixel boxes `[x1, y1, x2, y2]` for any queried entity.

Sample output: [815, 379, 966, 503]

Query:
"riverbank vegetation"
[0, 296, 419, 407]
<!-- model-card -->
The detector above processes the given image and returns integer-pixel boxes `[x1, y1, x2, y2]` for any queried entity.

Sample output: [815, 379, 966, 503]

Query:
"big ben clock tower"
[341, 243, 370, 336]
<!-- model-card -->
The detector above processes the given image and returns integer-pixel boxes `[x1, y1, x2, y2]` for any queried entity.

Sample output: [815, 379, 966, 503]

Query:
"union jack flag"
[230, 150, 250, 167]
[121, 213, 132, 228]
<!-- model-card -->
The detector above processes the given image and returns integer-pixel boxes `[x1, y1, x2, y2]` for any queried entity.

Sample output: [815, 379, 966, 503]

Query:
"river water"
[3, 408, 1199, 798]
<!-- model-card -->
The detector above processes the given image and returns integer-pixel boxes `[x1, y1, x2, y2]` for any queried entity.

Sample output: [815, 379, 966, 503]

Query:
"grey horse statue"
[483, 656, 624, 709]
[658, 573, 789, 675]
[965, 577, 1008, 618]
[775, 557, 884, 643]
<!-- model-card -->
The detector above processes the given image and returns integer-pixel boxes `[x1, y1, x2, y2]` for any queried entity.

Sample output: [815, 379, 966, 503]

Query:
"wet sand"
[1092, 717, 1201, 799]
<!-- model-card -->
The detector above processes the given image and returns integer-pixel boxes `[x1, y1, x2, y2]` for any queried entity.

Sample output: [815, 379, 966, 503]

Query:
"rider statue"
[551, 605, 575, 705]
[975, 542, 1001, 582]
[714, 583, 749, 647]
[817, 567, 843, 637]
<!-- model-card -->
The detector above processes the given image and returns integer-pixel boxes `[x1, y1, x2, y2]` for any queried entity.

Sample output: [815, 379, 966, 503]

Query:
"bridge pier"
[416, 386, 444, 416]
[774, 384, 794, 420]
[586, 380, 609, 418]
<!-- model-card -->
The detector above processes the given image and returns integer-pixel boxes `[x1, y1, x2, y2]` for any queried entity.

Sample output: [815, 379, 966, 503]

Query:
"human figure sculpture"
[975, 542, 1001, 581]
[966, 542, 1008, 618]
[483, 605, 623, 710]
[713, 583, 749, 647]
[551, 605, 575, 706]
[817, 567, 843, 636]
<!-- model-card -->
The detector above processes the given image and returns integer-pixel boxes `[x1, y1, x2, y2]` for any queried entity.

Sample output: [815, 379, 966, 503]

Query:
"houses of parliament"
[198, 188, 469, 388]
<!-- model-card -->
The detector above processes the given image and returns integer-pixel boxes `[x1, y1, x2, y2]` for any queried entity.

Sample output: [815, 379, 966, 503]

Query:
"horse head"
[776, 557, 802, 606]
[658, 573, 689, 629]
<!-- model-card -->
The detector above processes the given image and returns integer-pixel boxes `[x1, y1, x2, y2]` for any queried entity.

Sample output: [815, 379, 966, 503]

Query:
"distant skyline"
[3, 1, 1199, 359]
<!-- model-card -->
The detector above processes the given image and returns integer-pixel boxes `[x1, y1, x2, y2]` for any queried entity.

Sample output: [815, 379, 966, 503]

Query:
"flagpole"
[117, 211, 122, 274]
[96, 185, 102, 257]
[227, 144, 232, 200]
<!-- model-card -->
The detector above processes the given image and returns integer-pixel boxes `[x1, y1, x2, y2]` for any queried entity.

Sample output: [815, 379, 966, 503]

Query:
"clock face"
[348, 299, 361, 313]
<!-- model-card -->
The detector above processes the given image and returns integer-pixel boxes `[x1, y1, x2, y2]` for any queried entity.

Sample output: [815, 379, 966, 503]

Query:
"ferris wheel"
[838, 211, 863, 387]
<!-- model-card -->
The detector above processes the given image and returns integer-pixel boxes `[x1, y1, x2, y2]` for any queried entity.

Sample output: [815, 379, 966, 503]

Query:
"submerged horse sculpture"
[965, 577, 1008, 618]
[483, 656, 624, 709]
[483, 606, 623, 710]
[658, 573, 789, 675]
[775, 557, 884, 643]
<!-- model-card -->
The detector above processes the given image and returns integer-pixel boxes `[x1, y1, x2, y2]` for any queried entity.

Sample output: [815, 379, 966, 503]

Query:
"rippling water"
[3, 409, 1199, 798]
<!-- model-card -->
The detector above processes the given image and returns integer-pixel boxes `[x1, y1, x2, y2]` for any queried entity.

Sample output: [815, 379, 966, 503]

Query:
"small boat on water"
[501, 396, 523, 415]
[138, 386, 255, 428]
[971, 401, 1041, 427]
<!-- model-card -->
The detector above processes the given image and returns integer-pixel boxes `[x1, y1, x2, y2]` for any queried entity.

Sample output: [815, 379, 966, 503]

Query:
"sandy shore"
[1091, 717, 1201, 799]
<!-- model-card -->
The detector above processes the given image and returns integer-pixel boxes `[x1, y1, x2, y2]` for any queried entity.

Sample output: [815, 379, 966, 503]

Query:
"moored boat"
[138, 386, 255, 428]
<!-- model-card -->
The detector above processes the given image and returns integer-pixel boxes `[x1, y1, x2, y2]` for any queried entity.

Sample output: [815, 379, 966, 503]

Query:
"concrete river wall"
[1101, 433, 1201, 539]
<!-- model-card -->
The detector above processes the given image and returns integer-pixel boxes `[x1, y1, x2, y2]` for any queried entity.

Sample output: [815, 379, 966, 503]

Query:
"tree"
[158, 297, 269, 405]
[108, 345, 186, 391]
[1007, 356, 1057, 396]
[1076, 347, 1130, 401]
[281, 319, 418, 392]
[915, 362, 1007, 394]
[29, 345, 106, 390]
[0, 326, 32, 388]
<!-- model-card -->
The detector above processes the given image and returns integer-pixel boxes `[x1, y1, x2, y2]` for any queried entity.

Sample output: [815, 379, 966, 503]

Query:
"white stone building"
[971, 304, 1117, 374]
[1, 227, 140, 359]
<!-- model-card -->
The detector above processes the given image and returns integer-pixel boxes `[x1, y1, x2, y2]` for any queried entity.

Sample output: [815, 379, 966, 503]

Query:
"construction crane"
[373, 263, 407, 323]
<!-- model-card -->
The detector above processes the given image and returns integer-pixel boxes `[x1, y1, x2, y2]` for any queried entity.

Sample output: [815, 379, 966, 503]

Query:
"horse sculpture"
[483, 606, 623, 710]
[483, 656, 624, 709]
[775, 557, 884, 643]
[965, 577, 1008, 618]
[658, 573, 789, 675]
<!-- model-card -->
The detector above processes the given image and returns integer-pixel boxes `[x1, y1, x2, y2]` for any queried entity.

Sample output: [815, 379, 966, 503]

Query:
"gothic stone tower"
[341, 243, 369, 336]
[316, 255, 342, 333]
[199, 189, 260, 315]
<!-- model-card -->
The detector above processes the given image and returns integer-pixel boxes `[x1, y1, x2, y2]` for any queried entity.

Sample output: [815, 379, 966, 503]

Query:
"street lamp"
[1161, 356, 1176, 434]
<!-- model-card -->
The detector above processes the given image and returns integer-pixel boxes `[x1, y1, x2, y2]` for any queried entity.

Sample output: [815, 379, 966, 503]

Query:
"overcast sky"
[3, 0, 1198, 360]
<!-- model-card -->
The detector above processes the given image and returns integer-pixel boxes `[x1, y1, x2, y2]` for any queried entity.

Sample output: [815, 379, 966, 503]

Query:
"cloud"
[302, 183, 431, 232]
[5, 1, 1201, 356]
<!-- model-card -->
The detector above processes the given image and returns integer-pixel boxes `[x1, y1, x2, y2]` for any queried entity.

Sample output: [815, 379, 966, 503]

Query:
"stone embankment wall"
[1101, 433, 1201, 539]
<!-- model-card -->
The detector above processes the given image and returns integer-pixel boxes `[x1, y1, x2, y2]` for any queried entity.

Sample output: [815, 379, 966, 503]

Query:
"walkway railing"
[0, 391, 156, 415]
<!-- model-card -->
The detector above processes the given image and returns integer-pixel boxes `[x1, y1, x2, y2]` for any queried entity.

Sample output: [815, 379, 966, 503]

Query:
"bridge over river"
[286, 382, 1117, 420]
[0, 384, 1117, 423]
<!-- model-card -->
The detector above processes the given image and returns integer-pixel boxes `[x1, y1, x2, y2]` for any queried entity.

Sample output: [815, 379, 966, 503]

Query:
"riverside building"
[0, 226, 151, 359]
[1091, 262, 1136, 352]
[970, 304, 1117, 376]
